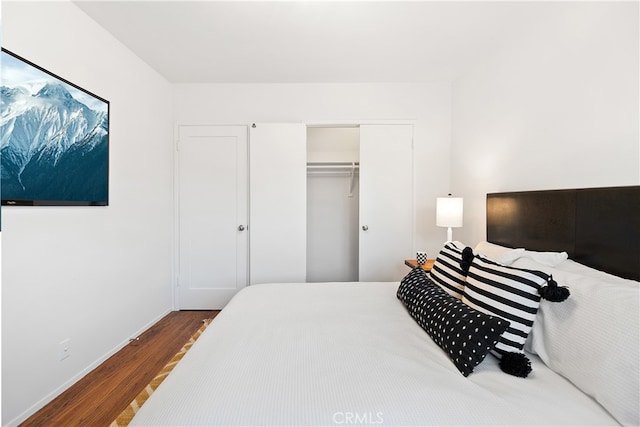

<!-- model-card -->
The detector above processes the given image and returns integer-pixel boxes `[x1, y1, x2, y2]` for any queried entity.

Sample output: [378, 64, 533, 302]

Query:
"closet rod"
[306, 162, 359, 169]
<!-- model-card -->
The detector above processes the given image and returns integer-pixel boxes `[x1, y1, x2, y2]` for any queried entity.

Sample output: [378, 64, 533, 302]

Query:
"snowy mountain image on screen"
[1, 72, 108, 204]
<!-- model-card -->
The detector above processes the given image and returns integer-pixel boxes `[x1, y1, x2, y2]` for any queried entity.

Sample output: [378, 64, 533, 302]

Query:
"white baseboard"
[4, 309, 173, 427]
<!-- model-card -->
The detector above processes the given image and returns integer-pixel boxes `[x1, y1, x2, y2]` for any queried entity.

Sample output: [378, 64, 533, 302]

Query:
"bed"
[131, 186, 639, 426]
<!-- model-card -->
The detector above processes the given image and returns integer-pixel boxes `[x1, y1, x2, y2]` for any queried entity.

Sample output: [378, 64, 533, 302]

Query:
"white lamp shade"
[436, 197, 463, 228]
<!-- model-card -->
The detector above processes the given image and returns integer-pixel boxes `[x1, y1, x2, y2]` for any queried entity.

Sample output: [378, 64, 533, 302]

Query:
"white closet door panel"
[250, 123, 306, 285]
[178, 125, 247, 309]
[359, 124, 414, 282]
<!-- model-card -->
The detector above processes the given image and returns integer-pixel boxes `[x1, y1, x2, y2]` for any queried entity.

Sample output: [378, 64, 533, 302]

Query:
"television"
[1, 48, 109, 206]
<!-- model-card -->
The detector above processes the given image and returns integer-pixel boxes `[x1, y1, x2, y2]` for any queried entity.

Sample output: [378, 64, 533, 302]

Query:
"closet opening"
[306, 126, 360, 282]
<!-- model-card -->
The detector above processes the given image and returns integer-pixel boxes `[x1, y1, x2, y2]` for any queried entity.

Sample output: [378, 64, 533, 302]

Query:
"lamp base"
[447, 227, 453, 243]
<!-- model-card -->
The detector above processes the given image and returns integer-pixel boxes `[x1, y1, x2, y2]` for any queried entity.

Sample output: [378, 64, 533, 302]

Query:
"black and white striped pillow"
[429, 241, 472, 299]
[462, 255, 549, 377]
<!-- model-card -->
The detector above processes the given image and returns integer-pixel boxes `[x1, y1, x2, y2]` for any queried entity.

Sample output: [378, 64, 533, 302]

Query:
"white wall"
[451, 1, 640, 246]
[174, 83, 453, 258]
[1, 2, 174, 425]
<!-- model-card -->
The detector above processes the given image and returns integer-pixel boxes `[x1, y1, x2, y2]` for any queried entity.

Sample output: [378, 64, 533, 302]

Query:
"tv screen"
[1, 48, 109, 206]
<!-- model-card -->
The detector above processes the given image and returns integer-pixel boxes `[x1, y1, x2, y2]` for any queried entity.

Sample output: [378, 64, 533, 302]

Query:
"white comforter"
[131, 282, 618, 426]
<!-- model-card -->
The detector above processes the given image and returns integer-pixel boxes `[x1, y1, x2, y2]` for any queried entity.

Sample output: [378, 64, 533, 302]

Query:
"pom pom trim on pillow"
[460, 247, 474, 274]
[398, 267, 510, 377]
[499, 352, 532, 378]
[539, 275, 570, 302]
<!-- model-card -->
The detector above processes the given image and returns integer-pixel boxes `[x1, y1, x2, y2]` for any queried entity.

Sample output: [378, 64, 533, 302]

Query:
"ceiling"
[73, 1, 554, 84]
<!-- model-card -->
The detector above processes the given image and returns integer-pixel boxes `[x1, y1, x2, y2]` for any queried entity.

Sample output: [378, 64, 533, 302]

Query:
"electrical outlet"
[58, 338, 71, 361]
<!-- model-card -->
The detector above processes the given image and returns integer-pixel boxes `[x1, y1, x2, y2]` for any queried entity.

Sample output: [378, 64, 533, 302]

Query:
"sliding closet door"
[249, 123, 307, 285]
[359, 124, 414, 282]
[177, 125, 248, 309]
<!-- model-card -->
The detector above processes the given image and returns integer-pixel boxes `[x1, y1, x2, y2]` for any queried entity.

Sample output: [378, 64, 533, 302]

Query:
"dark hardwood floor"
[21, 310, 220, 427]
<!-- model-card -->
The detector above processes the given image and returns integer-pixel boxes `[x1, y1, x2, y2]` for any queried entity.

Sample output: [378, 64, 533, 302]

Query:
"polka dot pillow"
[397, 268, 510, 377]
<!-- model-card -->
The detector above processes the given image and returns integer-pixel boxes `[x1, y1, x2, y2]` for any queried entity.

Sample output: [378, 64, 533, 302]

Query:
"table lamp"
[436, 195, 463, 242]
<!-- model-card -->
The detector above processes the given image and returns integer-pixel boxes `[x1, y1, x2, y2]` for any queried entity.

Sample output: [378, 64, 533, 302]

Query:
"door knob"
[238, 225, 246, 231]
[362, 225, 369, 231]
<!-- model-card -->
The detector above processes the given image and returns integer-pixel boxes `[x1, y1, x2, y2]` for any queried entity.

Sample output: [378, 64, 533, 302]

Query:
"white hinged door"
[177, 125, 248, 308]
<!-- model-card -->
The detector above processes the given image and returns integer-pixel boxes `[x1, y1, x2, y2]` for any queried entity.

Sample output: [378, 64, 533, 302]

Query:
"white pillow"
[554, 259, 638, 287]
[520, 249, 568, 266]
[513, 257, 640, 426]
[473, 241, 524, 265]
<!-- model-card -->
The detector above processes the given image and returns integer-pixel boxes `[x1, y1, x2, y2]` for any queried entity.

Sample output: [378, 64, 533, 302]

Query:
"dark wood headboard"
[487, 186, 640, 281]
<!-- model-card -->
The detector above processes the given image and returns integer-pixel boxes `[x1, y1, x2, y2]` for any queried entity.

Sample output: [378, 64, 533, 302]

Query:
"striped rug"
[110, 318, 212, 427]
